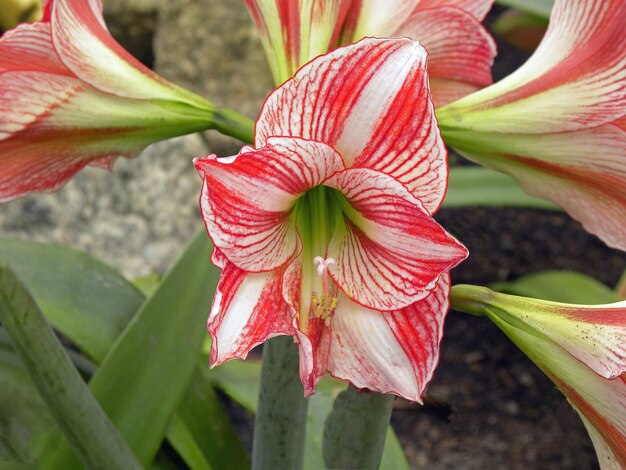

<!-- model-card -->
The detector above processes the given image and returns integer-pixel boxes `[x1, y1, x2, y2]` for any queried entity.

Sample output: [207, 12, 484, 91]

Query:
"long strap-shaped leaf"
[43, 231, 220, 467]
[443, 167, 559, 210]
[0, 265, 142, 470]
[0, 236, 248, 470]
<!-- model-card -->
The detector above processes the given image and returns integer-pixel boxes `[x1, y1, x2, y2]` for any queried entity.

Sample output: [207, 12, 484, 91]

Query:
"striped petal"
[295, 276, 450, 401]
[438, 0, 626, 133]
[325, 168, 467, 311]
[195, 137, 345, 273]
[208, 260, 294, 366]
[0, 21, 68, 74]
[491, 314, 626, 469]
[415, 0, 494, 21]
[341, 0, 419, 41]
[325, 275, 450, 402]
[444, 121, 626, 251]
[244, 0, 352, 84]
[456, 285, 626, 468]
[0, 72, 212, 202]
[49, 0, 195, 102]
[257, 38, 448, 213]
[394, 7, 496, 107]
[481, 291, 626, 379]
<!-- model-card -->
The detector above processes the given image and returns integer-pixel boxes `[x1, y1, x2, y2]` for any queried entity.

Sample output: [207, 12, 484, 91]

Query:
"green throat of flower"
[292, 185, 354, 330]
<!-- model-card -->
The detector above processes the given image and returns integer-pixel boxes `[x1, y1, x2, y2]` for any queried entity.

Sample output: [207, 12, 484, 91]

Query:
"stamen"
[312, 257, 337, 321]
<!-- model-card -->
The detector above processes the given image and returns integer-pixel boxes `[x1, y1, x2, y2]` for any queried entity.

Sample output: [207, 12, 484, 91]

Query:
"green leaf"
[209, 359, 410, 470]
[167, 369, 249, 470]
[132, 274, 162, 297]
[0, 353, 59, 468]
[0, 265, 141, 470]
[443, 167, 559, 210]
[0, 236, 249, 470]
[0, 238, 144, 361]
[45, 231, 220, 467]
[491, 270, 620, 304]
[495, 0, 554, 19]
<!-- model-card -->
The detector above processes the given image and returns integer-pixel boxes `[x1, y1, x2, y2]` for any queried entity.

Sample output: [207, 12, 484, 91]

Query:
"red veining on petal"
[555, 377, 626, 467]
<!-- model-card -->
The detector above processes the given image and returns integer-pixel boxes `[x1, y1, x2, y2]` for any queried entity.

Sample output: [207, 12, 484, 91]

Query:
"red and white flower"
[451, 285, 626, 469]
[195, 38, 468, 401]
[437, 0, 626, 251]
[0, 0, 216, 202]
[244, 0, 496, 106]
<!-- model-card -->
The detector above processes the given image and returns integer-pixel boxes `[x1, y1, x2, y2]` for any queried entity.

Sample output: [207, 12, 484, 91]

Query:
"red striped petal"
[0, 22, 69, 74]
[440, 0, 626, 133]
[325, 169, 467, 310]
[415, 0, 494, 21]
[244, 0, 351, 83]
[49, 0, 179, 100]
[449, 121, 626, 251]
[195, 137, 345, 272]
[294, 276, 451, 401]
[208, 261, 294, 366]
[341, 0, 419, 40]
[395, 7, 496, 107]
[325, 275, 450, 402]
[256, 38, 448, 213]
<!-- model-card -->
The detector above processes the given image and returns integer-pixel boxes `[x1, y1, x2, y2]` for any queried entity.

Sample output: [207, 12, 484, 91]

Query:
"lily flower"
[451, 285, 626, 469]
[245, 0, 497, 106]
[0, 0, 217, 202]
[195, 38, 468, 401]
[437, 0, 626, 251]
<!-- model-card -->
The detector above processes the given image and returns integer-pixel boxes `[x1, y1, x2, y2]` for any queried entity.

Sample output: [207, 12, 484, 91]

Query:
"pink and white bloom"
[196, 38, 468, 402]
[451, 285, 626, 469]
[244, 0, 496, 106]
[437, 0, 626, 251]
[0, 0, 216, 202]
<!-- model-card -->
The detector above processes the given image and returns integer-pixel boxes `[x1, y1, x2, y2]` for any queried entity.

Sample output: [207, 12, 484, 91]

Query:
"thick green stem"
[323, 386, 395, 469]
[252, 335, 308, 470]
[0, 265, 141, 470]
[449, 284, 494, 317]
[212, 108, 255, 144]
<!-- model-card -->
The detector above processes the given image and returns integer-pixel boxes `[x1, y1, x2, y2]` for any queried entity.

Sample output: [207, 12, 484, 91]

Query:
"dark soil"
[400, 208, 625, 469]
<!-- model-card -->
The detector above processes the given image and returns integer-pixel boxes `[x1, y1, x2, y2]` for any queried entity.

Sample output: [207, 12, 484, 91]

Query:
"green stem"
[449, 284, 493, 317]
[322, 386, 395, 469]
[0, 265, 141, 470]
[252, 335, 308, 470]
[212, 108, 255, 144]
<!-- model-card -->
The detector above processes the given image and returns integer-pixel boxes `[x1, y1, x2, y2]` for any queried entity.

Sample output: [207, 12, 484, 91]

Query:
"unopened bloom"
[0, 0, 216, 202]
[437, 0, 626, 251]
[196, 38, 468, 401]
[451, 285, 626, 469]
[245, 0, 496, 106]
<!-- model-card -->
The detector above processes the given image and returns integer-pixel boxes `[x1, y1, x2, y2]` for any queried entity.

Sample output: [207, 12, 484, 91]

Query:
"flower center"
[293, 185, 345, 329]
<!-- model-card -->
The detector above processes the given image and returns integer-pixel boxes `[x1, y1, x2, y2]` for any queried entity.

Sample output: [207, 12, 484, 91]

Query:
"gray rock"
[0, 136, 208, 277]
[103, 0, 159, 66]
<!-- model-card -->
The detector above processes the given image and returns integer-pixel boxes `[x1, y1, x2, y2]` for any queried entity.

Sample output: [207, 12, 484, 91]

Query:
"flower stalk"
[212, 108, 255, 144]
[323, 386, 395, 469]
[252, 336, 309, 470]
